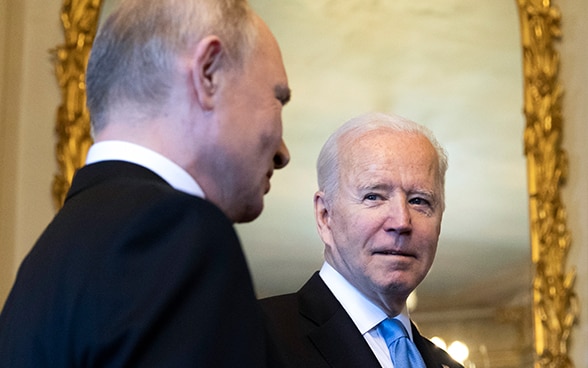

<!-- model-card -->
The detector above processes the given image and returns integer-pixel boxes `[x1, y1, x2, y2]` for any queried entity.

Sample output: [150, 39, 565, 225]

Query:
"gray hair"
[86, 0, 258, 133]
[316, 112, 449, 209]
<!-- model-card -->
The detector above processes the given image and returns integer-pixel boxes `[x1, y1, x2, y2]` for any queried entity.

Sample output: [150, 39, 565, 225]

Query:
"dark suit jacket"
[0, 161, 277, 367]
[261, 272, 463, 368]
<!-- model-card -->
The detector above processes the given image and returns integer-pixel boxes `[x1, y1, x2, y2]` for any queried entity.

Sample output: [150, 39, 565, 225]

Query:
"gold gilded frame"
[52, 0, 102, 208]
[52, 0, 577, 366]
[516, 1, 578, 367]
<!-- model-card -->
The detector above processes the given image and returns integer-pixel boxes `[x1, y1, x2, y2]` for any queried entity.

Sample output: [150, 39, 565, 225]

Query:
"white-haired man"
[262, 113, 462, 368]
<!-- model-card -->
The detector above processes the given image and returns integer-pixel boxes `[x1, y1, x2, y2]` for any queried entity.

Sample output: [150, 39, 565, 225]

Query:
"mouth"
[373, 249, 415, 258]
[264, 181, 271, 194]
[264, 171, 273, 194]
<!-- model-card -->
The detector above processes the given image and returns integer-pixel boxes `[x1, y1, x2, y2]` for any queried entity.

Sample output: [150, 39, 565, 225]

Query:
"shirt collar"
[85, 140, 205, 198]
[319, 262, 413, 339]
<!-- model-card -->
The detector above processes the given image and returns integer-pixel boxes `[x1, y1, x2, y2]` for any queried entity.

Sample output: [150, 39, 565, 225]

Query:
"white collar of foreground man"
[85, 140, 205, 198]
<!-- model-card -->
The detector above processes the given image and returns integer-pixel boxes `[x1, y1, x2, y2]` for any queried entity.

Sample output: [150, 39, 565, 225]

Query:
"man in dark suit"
[0, 0, 291, 366]
[261, 113, 463, 368]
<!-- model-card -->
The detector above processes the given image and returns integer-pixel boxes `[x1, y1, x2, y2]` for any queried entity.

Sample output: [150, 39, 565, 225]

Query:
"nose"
[273, 139, 290, 169]
[384, 198, 412, 234]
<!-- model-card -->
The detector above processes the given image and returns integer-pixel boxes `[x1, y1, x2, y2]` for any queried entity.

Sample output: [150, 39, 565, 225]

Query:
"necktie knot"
[378, 318, 426, 368]
[379, 318, 409, 345]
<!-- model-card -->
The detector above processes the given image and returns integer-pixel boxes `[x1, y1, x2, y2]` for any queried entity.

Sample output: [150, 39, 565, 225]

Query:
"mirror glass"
[238, 1, 532, 364]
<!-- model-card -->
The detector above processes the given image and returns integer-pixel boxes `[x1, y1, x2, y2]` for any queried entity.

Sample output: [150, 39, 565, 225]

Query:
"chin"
[234, 202, 264, 224]
[377, 276, 416, 296]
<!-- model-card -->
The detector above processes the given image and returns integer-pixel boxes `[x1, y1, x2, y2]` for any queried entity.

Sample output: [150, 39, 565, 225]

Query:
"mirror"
[237, 1, 530, 365]
[53, 0, 574, 366]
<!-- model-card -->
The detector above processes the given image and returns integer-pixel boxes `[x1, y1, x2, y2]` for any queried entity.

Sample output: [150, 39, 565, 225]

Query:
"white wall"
[0, 0, 60, 305]
[0, 0, 18, 307]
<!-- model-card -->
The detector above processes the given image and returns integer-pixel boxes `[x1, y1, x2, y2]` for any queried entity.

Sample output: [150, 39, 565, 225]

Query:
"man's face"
[211, 19, 291, 223]
[316, 129, 443, 313]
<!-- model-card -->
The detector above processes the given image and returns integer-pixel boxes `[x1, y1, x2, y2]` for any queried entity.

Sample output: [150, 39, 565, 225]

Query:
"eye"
[409, 197, 431, 207]
[364, 193, 383, 201]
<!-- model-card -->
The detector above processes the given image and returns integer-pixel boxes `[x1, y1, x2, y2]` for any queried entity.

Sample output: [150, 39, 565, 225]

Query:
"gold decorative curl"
[516, 1, 578, 367]
[52, 0, 102, 208]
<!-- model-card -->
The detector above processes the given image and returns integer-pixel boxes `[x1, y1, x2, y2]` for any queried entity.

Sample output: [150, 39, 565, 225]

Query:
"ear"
[191, 35, 224, 111]
[314, 191, 335, 246]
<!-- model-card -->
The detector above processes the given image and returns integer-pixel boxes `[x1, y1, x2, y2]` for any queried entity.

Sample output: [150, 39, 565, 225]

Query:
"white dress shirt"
[85, 140, 205, 198]
[319, 262, 414, 368]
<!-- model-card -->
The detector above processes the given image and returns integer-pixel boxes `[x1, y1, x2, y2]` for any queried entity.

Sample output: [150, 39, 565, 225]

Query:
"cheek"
[415, 226, 440, 265]
[259, 131, 279, 157]
[251, 116, 281, 156]
[265, 105, 284, 138]
[330, 214, 375, 255]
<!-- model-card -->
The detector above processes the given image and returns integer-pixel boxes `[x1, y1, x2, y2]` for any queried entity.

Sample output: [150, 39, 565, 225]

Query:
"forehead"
[339, 129, 440, 184]
[241, 18, 290, 97]
[250, 19, 286, 73]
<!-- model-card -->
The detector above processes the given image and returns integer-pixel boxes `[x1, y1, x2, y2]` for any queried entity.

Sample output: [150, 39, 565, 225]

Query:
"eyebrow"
[360, 183, 437, 199]
[359, 183, 392, 192]
[275, 84, 291, 106]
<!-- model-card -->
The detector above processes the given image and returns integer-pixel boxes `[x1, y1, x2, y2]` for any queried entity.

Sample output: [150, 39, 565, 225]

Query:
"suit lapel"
[412, 323, 459, 368]
[298, 273, 381, 367]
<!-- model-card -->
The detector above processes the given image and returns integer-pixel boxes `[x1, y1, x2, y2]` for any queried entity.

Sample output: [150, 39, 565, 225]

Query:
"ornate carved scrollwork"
[516, 1, 577, 367]
[52, 0, 102, 208]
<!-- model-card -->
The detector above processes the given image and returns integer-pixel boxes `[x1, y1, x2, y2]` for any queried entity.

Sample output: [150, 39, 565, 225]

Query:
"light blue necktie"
[378, 318, 426, 368]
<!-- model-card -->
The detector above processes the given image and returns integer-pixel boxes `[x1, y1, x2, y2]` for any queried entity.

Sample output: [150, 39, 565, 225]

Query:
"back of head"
[86, 0, 257, 134]
[316, 112, 448, 206]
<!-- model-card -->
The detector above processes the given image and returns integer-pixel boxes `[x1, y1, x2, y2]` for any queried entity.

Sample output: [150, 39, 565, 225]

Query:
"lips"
[264, 171, 273, 194]
[264, 181, 271, 194]
[373, 249, 415, 258]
